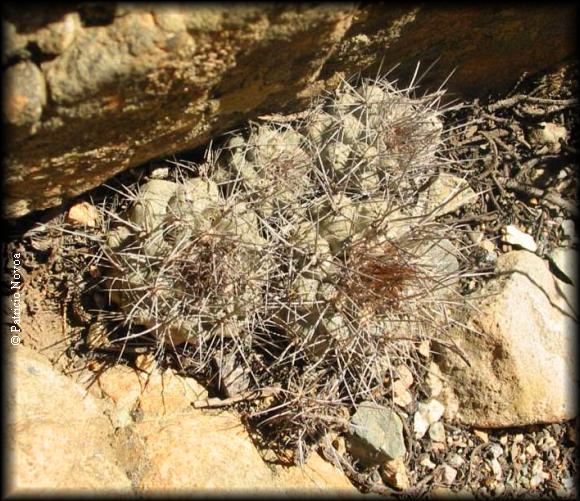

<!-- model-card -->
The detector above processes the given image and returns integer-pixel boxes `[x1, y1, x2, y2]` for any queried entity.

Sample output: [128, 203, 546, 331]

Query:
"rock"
[447, 453, 465, 468]
[3, 60, 47, 128]
[124, 409, 355, 492]
[392, 365, 414, 407]
[561, 219, 576, 239]
[418, 173, 477, 216]
[3, 5, 576, 218]
[425, 361, 444, 397]
[413, 412, 430, 440]
[97, 364, 207, 426]
[468, 230, 483, 244]
[437, 251, 578, 427]
[419, 455, 436, 469]
[502, 225, 538, 252]
[473, 430, 489, 443]
[428, 421, 446, 443]
[380, 457, 410, 490]
[66, 201, 100, 227]
[393, 385, 413, 408]
[35, 13, 81, 55]
[395, 364, 414, 389]
[440, 464, 458, 485]
[348, 402, 406, 463]
[488, 442, 503, 459]
[414, 399, 445, 439]
[473, 430, 489, 444]
[549, 247, 577, 286]
[96, 363, 355, 492]
[273, 452, 358, 494]
[7, 346, 132, 493]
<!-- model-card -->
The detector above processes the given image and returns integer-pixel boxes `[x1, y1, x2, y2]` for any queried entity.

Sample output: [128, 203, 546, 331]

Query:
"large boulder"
[6, 345, 133, 494]
[3, 4, 576, 218]
[96, 363, 357, 493]
[437, 251, 577, 427]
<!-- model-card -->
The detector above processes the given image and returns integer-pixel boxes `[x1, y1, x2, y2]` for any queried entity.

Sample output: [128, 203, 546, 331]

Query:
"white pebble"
[502, 225, 537, 252]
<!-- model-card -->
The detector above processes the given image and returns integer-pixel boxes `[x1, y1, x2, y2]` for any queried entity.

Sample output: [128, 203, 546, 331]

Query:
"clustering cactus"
[78, 73, 468, 462]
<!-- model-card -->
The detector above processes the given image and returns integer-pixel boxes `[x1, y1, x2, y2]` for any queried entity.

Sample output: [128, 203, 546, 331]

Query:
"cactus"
[63, 71, 471, 464]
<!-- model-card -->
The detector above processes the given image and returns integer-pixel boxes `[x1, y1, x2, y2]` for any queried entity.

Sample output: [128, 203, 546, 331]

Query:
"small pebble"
[525, 443, 537, 458]
[468, 231, 483, 244]
[474, 430, 489, 443]
[67, 201, 100, 227]
[502, 225, 538, 252]
[490, 458, 502, 479]
[447, 452, 465, 468]
[381, 457, 410, 490]
[419, 454, 436, 469]
[429, 421, 446, 443]
[413, 399, 445, 439]
[395, 364, 414, 389]
[441, 464, 458, 485]
[489, 443, 503, 459]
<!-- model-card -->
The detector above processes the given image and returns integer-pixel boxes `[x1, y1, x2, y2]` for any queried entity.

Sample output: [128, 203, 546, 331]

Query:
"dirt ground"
[2, 61, 577, 498]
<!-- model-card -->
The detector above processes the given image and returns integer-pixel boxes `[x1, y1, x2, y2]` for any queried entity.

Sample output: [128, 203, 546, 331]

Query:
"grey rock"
[549, 247, 577, 286]
[561, 219, 575, 239]
[3, 61, 46, 127]
[36, 13, 80, 55]
[348, 401, 406, 464]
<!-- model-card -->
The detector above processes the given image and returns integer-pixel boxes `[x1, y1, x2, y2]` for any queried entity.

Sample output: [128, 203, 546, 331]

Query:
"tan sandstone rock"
[6, 346, 132, 494]
[95, 363, 356, 493]
[437, 251, 577, 427]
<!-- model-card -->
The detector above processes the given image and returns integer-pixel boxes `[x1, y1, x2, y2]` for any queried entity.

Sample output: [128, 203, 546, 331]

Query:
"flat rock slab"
[437, 251, 577, 427]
